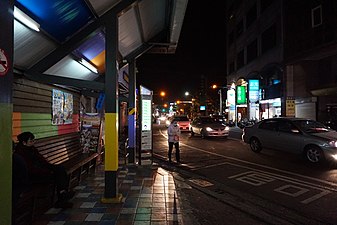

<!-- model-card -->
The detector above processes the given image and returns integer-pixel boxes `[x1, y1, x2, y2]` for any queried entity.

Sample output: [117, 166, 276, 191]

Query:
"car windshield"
[293, 120, 331, 133]
[212, 116, 226, 122]
[173, 116, 189, 121]
[200, 117, 222, 124]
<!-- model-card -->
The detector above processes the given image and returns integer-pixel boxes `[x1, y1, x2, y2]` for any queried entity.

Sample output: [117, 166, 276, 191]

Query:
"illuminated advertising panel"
[227, 89, 235, 106]
[248, 80, 259, 102]
[236, 86, 246, 104]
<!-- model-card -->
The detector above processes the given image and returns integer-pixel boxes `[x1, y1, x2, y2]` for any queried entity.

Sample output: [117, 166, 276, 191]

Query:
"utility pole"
[218, 89, 222, 115]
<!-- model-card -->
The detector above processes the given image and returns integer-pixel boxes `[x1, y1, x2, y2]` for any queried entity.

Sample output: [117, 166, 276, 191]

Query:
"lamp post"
[212, 84, 224, 115]
[218, 89, 223, 115]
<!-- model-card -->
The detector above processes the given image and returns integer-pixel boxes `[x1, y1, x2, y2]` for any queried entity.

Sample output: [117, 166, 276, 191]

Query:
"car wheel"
[250, 137, 262, 153]
[201, 130, 206, 139]
[304, 145, 325, 163]
[190, 128, 194, 137]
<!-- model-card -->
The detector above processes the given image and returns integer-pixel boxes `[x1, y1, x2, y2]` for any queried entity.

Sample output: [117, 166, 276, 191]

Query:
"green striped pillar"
[101, 13, 122, 203]
[0, 0, 14, 224]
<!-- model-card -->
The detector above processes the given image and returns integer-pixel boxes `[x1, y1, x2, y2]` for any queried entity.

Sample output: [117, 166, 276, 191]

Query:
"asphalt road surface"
[152, 124, 337, 225]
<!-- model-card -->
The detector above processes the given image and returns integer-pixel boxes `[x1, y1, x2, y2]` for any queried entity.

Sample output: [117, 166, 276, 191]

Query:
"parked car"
[190, 116, 229, 138]
[242, 117, 337, 164]
[166, 115, 191, 132]
[324, 120, 337, 131]
[210, 114, 226, 122]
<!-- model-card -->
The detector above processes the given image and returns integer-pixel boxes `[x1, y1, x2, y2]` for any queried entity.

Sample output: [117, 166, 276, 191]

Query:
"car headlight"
[329, 141, 337, 148]
[225, 126, 229, 131]
[206, 127, 213, 132]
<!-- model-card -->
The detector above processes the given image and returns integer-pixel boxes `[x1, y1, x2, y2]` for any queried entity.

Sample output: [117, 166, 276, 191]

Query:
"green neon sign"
[236, 86, 246, 104]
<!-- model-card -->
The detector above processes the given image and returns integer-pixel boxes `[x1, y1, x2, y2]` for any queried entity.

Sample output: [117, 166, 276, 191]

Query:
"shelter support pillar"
[0, 0, 14, 224]
[102, 13, 122, 203]
[128, 59, 136, 164]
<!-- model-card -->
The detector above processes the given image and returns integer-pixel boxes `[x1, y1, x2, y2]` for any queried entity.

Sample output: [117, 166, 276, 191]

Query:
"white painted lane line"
[228, 169, 332, 204]
[158, 129, 337, 189]
[274, 185, 309, 197]
[301, 190, 331, 204]
[226, 162, 337, 192]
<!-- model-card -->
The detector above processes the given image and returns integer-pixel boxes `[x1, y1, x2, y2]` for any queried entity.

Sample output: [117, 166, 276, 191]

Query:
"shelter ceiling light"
[79, 58, 98, 74]
[14, 6, 40, 32]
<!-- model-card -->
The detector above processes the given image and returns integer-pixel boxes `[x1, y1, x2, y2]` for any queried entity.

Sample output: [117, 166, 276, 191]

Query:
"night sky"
[136, 1, 227, 103]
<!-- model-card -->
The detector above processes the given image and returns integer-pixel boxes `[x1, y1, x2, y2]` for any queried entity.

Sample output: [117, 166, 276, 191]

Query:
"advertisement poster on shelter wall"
[81, 113, 101, 153]
[52, 89, 73, 125]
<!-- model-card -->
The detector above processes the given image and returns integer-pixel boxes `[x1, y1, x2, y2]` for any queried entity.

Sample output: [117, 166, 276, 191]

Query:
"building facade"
[226, 0, 337, 123]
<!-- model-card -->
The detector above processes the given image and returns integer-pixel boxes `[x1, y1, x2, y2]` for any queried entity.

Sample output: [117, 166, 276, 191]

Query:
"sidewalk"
[33, 163, 198, 225]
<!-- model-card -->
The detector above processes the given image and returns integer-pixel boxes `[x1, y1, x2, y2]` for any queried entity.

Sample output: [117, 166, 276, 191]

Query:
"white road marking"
[227, 164, 333, 204]
[159, 129, 337, 189]
[274, 185, 309, 197]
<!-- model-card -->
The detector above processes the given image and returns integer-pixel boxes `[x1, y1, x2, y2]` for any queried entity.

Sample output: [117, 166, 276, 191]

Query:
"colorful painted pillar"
[128, 59, 136, 164]
[101, 13, 122, 203]
[0, 0, 14, 224]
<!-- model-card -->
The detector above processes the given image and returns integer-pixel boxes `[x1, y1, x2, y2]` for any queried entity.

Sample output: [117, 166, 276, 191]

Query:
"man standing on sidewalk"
[167, 121, 181, 163]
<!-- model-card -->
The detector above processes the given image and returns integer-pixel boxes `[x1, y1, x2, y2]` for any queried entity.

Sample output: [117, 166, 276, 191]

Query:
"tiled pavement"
[33, 163, 193, 225]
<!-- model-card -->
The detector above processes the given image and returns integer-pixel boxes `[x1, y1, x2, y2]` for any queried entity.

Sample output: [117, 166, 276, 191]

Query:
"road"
[152, 124, 337, 225]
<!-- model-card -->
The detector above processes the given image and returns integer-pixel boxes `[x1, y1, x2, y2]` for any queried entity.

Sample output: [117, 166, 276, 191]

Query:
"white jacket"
[167, 124, 181, 143]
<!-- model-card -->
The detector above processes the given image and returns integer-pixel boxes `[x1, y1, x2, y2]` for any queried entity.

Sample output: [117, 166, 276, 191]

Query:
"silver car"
[190, 116, 229, 138]
[242, 117, 337, 164]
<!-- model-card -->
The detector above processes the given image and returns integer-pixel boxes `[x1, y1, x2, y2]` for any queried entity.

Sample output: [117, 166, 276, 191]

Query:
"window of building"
[247, 39, 258, 63]
[260, 0, 274, 13]
[261, 23, 277, 53]
[236, 19, 244, 37]
[229, 61, 235, 74]
[311, 5, 322, 28]
[236, 49, 244, 69]
[246, 4, 257, 28]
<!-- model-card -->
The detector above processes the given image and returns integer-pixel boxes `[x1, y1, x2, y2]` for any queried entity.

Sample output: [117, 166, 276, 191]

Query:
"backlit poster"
[52, 89, 73, 125]
[248, 80, 259, 102]
[236, 86, 247, 104]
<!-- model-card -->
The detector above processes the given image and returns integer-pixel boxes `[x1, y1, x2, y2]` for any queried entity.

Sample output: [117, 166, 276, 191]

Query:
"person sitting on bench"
[15, 132, 75, 207]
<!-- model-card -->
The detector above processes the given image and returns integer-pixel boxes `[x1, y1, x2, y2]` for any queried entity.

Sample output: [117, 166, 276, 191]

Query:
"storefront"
[260, 98, 282, 119]
[236, 85, 247, 121]
[248, 79, 259, 120]
[226, 87, 236, 122]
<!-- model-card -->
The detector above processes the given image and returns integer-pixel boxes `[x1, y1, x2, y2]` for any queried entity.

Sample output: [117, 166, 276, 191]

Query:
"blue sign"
[249, 80, 259, 102]
[96, 92, 105, 110]
[249, 80, 259, 91]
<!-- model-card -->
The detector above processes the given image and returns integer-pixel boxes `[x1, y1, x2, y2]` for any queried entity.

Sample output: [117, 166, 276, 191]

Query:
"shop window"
[236, 49, 244, 69]
[236, 19, 244, 37]
[246, 4, 257, 28]
[261, 23, 277, 53]
[311, 5, 322, 28]
[247, 39, 258, 63]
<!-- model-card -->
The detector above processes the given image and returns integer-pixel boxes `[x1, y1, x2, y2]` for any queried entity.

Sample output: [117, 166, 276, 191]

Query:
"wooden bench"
[13, 132, 99, 225]
[34, 132, 99, 187]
